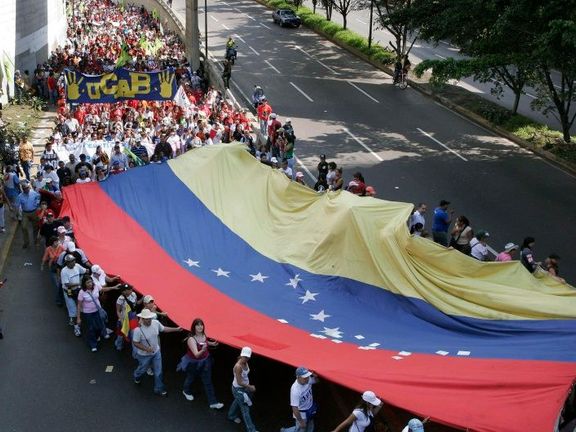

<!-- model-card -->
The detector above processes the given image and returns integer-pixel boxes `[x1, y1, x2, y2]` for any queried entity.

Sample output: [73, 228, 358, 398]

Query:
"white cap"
[137, 309, 157, 319]
[240, 347, 252, 358]
[143, 295, 154, 304]
[91, 264, 102, 273]
[362, 390, 381, 406]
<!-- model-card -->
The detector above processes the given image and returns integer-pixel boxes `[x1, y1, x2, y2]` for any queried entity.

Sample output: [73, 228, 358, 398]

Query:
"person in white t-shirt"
[470, 230, 492, 261]
[132, 309, 182, 396]
[281, 367, 319, 432]
[330, 390, 383, 432]
[409, 203, 427, 231]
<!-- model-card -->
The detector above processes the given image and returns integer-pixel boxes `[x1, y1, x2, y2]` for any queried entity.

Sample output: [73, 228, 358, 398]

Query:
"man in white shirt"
[470, 230, 492, 261]
[166, 129, 182, 157]
[409, 203, 427, 231]
[281, 367, 319, 432]
[132, 309, 182, 396]
[60, 254, 86, 336]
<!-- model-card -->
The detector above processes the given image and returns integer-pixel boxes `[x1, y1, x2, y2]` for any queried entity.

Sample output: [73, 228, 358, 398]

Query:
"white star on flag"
[212, 268, 230, 277]
[321, 327, 343, 339]
[250, 272, 268, 283]
[286, 274, 302, 289]
[310, 310, 331, 322]
[299, 290, 318, 304]
[184, 258, 200, 267]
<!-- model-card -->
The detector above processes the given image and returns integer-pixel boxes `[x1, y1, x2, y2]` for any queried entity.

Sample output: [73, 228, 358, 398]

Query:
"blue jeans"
[282, 418, 315, 432]
[227, 386, 256, 432]
[20, 161, 31, 181]
[134, 350, 165, 394]
[183, 357, 217, 405]
[81, 311, 104, 349]
[287, 156, 295, 179]
[63, 288, 77, 318]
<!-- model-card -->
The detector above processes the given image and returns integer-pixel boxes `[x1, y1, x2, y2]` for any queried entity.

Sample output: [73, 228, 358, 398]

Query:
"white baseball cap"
[240, 347, 252, 358]
[362, 390, 381, 406]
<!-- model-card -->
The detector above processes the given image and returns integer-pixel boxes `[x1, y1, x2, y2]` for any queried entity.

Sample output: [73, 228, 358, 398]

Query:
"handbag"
[87, 290, 107, 323]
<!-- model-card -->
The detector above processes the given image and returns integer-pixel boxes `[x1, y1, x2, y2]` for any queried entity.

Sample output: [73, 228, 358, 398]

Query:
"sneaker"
[134, 378, 141, 385]
[182, 391, 194, 401]
[91, 348, 97, 352]
[68, 317, 75, 326]
[106, 328, 114, 335]
[73, 326, 81, 337]
[146, 368, 154, 376]
[209, 402, 224, 410]
[233, 418, 242, 424]
[103, 333, 110, 340]
[242, 392, 252, 406]
[156, 390, 168, 397]
[0, 228, 5, 233]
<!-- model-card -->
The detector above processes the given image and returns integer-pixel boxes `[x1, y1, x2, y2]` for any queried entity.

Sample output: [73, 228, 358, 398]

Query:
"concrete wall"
[0, 0, 67, 105]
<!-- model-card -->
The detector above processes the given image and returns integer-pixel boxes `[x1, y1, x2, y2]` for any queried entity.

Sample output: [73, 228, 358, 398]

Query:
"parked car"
[272, 9, 302, 28]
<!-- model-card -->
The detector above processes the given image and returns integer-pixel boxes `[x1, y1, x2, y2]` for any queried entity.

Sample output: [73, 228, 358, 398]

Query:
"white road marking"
[417, 128, 468, 161]
[439, 41, 451, 46]
[348, 81, 379, 103]
[260, 22, 271, 29]
[356, 18, 367, 25]
[226, 88, 241, 110]
[290, 82, 314, 102]
[296, 156, 317, 182]
[342, 128, 383, 162]
[525, 92, 537, 99]
[222, 1, 229, 5]
[222, 24, 230, 30]
[434, 54, 447, 60]
[265, 60, 281, 74]
[295, 46, 338, 74]
[434, 103, 576, 180]
[248, 46, 260, 56]
[105, 366, 114, 373]
[210, 15, 219, 22]
[231, 80, 253, 106]
[234, 33, 247, 44]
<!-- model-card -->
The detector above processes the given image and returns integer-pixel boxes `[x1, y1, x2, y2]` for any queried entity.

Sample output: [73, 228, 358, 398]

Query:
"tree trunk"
[512, 91, 521, 114]
[342, 13, 347, 29]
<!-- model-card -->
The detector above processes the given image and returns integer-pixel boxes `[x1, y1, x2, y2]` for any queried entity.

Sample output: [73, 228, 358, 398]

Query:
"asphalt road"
[173, 0, 576, 284]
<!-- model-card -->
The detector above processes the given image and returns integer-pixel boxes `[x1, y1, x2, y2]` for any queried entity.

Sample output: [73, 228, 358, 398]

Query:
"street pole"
[204, 0, 208, 60]
[368, 0, 374, 49]
[186, 0, 201, 71]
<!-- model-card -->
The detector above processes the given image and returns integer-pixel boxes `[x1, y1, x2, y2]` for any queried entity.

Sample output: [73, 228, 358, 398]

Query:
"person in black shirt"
[39, 210, 63, 247]
[57, 160, 72, 184]
[317, 154, 328, 178]
[74, 154, 94, 177]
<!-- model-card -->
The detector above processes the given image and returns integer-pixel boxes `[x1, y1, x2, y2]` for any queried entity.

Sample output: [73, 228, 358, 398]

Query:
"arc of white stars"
[299, 290, 318, 304]
[250, 272, 268, 283]
[184, 258, 200, 267]
[321, 327, 343, 339]
[212, 268, 230, 277]
[310, 310, 331, 322]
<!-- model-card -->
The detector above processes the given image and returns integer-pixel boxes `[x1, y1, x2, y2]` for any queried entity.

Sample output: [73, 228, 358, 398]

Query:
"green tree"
[407, 0, 576, 142]
[333, 0, 362, 29]
[320, 0, 334, 20]
[372, 0, 418, 61]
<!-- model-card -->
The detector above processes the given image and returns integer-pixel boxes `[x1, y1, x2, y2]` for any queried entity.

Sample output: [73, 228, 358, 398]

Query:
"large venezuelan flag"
[62, 144, 576, 432]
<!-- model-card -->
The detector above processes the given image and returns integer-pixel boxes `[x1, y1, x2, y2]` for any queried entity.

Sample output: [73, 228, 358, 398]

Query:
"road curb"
[0, 219, 18, 276]
[256, 0, 576, 176]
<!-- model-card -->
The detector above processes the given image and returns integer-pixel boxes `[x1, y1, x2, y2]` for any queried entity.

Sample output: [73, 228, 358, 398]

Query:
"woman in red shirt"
[181, 318, 224, 409]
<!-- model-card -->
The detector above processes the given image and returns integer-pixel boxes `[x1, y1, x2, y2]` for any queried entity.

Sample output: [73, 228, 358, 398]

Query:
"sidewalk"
[0, 109, 57, 276]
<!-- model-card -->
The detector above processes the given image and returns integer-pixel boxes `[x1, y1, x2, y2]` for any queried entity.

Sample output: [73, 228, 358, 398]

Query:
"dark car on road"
[272, 9, 302, 28]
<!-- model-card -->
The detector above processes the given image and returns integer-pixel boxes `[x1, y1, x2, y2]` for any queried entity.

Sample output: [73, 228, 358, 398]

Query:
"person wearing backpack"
[330, 390, 383, 432]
